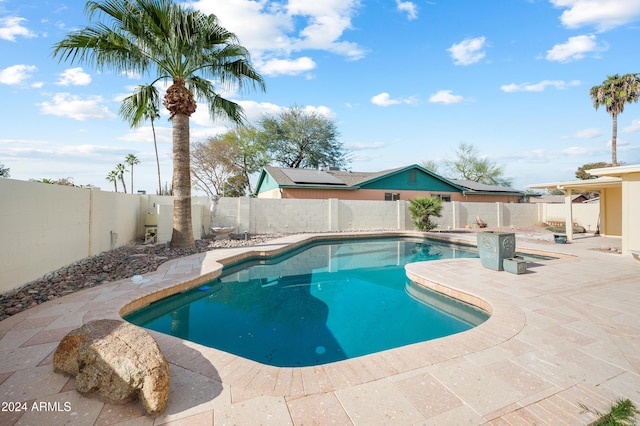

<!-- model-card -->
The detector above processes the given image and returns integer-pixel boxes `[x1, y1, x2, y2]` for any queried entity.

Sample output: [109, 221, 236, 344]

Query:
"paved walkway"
[0, 231, 638, 425]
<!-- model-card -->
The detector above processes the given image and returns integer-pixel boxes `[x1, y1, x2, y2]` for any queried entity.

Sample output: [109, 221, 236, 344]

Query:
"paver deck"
[0, 231, 638, 425]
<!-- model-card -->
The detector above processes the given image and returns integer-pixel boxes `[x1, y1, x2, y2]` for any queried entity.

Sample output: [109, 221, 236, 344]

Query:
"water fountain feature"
[210, 197, 235, 240]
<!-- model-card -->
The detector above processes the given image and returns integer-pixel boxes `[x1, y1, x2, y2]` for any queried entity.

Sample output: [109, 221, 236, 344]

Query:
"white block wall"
[1, 177, 601, 293]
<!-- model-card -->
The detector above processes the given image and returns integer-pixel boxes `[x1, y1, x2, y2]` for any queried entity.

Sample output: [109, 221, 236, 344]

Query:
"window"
[434, 194, 451, 202]
[408, 170, 417, 184]
[385, 193, 400, 201]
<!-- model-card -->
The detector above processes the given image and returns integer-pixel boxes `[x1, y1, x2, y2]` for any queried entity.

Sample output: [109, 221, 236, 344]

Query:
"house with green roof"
[254, 164, 527, 202]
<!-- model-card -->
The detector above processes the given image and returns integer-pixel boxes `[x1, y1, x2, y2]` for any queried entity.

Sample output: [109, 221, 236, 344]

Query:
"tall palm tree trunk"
[151, 118, 162, 195]
[611, 113, 618, 166]
[171, 113, 194, 248]
[130, 165, 134, 194]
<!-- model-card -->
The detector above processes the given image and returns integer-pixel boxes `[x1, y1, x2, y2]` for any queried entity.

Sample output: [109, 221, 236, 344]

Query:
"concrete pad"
[336, 379, 426, 425]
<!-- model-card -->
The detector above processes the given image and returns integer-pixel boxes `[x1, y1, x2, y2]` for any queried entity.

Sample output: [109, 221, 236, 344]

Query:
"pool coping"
[115, 231, 556, 396]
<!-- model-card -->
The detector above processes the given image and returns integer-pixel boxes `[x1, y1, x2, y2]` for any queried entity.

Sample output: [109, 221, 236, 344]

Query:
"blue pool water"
[125, 238, 489, 367]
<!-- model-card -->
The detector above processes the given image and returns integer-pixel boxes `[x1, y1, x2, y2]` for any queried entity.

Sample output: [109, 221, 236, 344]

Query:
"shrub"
[409, 196, 443, 231]
[580, 398, 639, 425]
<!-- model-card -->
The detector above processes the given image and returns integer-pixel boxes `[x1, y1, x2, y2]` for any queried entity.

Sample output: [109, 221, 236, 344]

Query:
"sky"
[1, 0, 640, 194]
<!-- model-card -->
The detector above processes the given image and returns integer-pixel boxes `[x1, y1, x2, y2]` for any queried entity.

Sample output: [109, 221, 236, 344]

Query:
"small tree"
[420, 160, 440, 174]
[261, 105, 348, 169]
[106, 170, 119, 192]
[575, 162, 610, 180]
[125, 153, 140, 193]
[221, 174, 248, 197]
[0, 163, 9, 178]
[446, 143, 513, 187]
[409, 196, 443, 231]
[115, 163, 128, 193]
[223, 126, 270, 193]
[191, 138, 237, 198]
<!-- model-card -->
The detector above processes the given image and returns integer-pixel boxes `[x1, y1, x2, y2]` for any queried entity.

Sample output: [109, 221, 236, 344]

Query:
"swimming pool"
[125, 237, 489, 367]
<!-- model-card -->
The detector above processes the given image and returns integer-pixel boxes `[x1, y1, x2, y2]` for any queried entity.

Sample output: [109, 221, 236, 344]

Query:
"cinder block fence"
[0, 178, 598, 293]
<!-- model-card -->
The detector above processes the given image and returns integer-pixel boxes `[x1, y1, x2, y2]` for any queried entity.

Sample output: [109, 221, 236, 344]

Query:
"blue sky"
[1, 0, 640, 193]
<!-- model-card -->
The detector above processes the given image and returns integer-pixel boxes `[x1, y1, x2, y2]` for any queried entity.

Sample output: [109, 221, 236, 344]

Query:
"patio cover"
[527, 176, 621, 241]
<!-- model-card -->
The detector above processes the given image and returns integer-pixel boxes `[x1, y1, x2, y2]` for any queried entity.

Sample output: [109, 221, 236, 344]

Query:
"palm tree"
[589, 73, 640, 166]
[120, 85, 162, 195]
[408, 196, 443, 232]
[53, 0, 265, 248]
[125, 153, 140, 193]
[115, 163, 128, 193]
[106, 170, 119, 192]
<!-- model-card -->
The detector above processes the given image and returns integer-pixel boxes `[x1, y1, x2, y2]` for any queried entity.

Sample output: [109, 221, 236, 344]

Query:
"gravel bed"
[0, 233, 282, 321]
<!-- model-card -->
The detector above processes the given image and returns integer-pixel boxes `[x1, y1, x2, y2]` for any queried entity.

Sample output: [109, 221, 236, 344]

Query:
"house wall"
[600, 187, 622, 237]
[621, 173, 640, 253]
[361, 169, 457, 191]
[276, 187, 521, 203]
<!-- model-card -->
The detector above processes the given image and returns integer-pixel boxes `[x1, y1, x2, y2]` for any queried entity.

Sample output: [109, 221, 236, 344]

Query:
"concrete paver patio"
[0, 231, 639, 425]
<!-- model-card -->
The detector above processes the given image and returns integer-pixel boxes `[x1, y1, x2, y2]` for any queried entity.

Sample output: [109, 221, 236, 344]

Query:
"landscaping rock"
[0, 233, 282, 320]
[53, 319, 170, 416]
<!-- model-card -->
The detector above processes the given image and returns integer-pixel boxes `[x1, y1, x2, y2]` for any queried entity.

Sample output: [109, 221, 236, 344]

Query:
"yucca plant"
[408, 196, 443, 231]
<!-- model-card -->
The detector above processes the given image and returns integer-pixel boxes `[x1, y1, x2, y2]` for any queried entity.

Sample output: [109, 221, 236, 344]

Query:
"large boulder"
[53, 319, 170, 416]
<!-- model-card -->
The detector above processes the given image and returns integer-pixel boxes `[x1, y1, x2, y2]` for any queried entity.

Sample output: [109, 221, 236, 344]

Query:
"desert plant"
[409, 196, 443, 231]
[580, 398, 639, 425]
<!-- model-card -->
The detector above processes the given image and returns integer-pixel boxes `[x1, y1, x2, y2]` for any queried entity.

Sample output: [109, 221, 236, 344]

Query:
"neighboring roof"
[447, 179, 525, 196]
[255, 164, 527, 196]
[280, 168, 346, 186]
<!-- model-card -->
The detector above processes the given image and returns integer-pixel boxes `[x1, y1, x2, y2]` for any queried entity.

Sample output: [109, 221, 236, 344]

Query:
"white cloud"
[189, 0, 365, 61]
[370, 92, 416, 107]
[118, 126, 172, 144]
[0, 139, 130, 159]
[561, 145, 604, 156]
[188, 100, 290, 128]
[570, 128, 602, 139]
[0, 17, 36, 41]
[500, 79, 581, 92]
[300, 104, 336, 119]
[396, 0, 418, 20]
[56, 68, 92, 86]
[258, 57, 316, 76]
[344, 141, 386, 150]
[237, 100, 286, 123]
[623, 119, 640, 134]
[546, 35, 605, 62]
[38, 93, 117, 121]
[550, 0, 640, 31]
[0, 64, 37, 85]
[428, 90, 464, 104]
[448, 36, 487, 66]
[371, 93, 399, 106]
